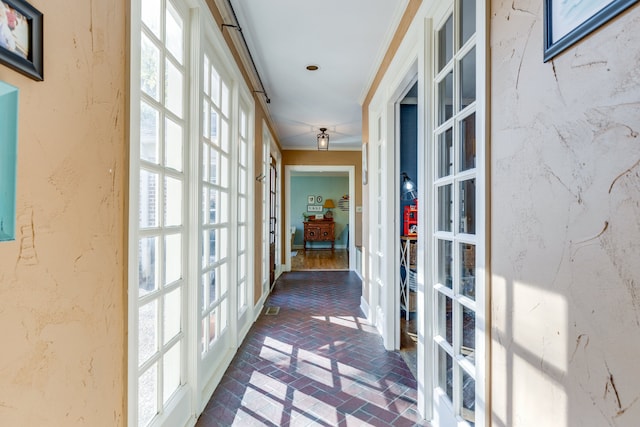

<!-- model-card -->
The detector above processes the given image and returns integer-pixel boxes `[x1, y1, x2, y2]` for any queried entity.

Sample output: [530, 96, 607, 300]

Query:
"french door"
[130, 1, 255, 425]
[431, 0, 485, 425]
[198, 46, 233, 382]
[130, 0, 191, 426]
[269, 155, 277, 286]
[371, 113, 394, 347]
[197, 24, 255, 409]
[235, 97, 253, 337]
[261, 134, 280, 291]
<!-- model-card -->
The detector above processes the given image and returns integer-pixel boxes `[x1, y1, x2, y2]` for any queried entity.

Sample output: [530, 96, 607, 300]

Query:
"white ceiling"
[228, 0, 409, 151]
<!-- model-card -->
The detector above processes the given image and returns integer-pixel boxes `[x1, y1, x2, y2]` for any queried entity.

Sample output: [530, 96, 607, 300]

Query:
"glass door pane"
[133, 1, 188, 426]
[237, 102, 251, 327]
[432, 2, 479, 425]
[200, 51, 231, 359]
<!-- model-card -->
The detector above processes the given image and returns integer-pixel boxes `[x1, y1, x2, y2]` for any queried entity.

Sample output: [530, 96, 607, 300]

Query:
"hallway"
[195, 271, 428, 426]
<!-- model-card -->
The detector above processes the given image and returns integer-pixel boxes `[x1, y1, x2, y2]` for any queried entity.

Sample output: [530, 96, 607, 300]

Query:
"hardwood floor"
[290, 248, 349, 270]
[400, 314, 417, 379]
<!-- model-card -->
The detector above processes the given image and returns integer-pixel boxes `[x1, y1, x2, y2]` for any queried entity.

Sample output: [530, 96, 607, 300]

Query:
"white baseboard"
[254, 290, 268, 322]
[360, 296, 370, 320]
[198, 347, 236, 414]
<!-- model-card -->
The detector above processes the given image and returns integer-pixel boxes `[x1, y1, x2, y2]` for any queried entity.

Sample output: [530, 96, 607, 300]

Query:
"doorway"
[397, 81, 419, 378]
[269, 155, 277, 285]
[284, 165, 355, 272]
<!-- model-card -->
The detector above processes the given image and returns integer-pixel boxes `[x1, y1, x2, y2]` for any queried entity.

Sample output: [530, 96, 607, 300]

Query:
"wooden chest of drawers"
[303, 221, 335, 250]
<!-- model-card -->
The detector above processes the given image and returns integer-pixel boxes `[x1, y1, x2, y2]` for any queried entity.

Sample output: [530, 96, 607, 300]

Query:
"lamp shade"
[323, 199, 335, 209]
[317, 128, 329, 150]
[401, 172, 417, 201]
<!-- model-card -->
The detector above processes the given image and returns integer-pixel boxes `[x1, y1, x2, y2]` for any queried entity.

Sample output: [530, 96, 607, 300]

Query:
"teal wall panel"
[290, 175, 349, 248]
[0, 81, 18, 241]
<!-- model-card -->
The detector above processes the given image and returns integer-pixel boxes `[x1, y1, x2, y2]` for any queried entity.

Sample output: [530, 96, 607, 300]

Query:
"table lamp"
[323, 199, 335, 219]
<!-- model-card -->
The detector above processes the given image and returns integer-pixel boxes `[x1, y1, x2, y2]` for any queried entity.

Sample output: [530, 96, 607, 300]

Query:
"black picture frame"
[544, 0, 638, 62]
[0, 0, 43, 80]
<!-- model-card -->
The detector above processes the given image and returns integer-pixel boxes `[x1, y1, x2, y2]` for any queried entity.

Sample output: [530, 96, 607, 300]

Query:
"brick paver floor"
[196, 271, 429, 427]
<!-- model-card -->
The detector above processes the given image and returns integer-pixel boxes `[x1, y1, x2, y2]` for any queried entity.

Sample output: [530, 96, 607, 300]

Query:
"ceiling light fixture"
[317, 128, 329, 151]
[306, 65, 319, 71]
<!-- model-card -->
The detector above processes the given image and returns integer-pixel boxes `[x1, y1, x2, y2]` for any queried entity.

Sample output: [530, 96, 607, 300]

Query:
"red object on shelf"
[404, 199, 418, 236]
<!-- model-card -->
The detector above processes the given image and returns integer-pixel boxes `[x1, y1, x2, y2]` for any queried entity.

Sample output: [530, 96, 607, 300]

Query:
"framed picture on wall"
[307, 195, 315, 204]
[0, 0, 44, 81]
[543, 0, 638, 61]
[307, 205, 322, 212]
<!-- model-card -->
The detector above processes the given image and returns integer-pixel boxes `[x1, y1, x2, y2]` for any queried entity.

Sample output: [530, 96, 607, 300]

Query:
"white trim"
[475, 0, 488, 424]
[358, 0, 411, 105]
[272, 141, 283, 285]
[392, 70, 419, 353]
[418, 15, 435, 421]
[127, 0, 142, 424]
[254, 289, 268, 322]
[366, 109, 381, 338]
[186, 5, 202, 423]
[366, 10, 422, 353]
[196, 347, 236, 414]
[359, 295, 370, 320]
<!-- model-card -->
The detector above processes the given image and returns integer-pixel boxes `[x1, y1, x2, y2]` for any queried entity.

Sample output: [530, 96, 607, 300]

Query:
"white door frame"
[365, 2, 433, 420]
[270, 140, 283, 284]
[368, 20, 421, 345]
[392, 73, 421, 355]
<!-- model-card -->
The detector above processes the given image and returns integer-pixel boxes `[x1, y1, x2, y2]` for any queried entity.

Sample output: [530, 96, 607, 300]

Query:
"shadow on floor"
[196, 271, 429, 426]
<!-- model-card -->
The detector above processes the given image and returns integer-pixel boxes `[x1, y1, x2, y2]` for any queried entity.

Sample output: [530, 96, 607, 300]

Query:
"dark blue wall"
[400, 103, 418, 235]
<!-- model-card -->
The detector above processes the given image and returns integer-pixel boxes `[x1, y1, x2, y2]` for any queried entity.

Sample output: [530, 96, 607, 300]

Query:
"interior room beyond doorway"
[285, 165, 355, 272]
[398, 81, 419, 378]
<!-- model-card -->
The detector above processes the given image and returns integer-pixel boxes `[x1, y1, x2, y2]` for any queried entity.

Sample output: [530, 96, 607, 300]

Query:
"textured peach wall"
[0, 1, 126, 425]
[490, 2, 640, 426]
